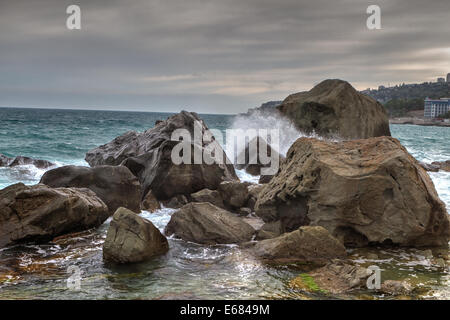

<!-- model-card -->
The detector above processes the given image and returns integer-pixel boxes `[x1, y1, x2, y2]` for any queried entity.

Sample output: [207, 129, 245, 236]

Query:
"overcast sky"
[0, 0, 449, 114]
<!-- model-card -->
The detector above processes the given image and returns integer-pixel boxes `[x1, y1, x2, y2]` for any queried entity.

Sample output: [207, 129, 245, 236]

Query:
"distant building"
[378, 85, 385, 90]
[447, 73, 450, 83]
[424, 98, 450, 118]
[437, 77, 446, 83]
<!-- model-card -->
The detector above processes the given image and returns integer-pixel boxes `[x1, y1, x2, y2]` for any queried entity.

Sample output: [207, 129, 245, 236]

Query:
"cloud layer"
[1, 0, 449, 113]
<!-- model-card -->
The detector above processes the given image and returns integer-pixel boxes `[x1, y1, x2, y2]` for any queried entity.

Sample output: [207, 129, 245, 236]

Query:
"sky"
[0, 0, 449, 114]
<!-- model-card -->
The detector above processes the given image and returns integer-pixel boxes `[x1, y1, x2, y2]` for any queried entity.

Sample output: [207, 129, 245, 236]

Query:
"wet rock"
[255, 136, 450, 247]
[291, 260, 371, 294]
[380, 280, 413, 296]
[419, 161, 440, 172]
[219, 181, 251, 210]
[238, 207, 252, 216]
[165, 202, 255, 245]
[431, 160, 450, 172]
[277, 79, 391, 139]
[141, 190, 160, 212]
[235, 136, 284, 177]
[103, 207, 169, 264]
[252, 226, 347, 264]
[0, 183, 109, 248]
[86, 111, 238, 201]
[40, 165, 141, 214]
[190, 189, 224, 208]
[246, 184, 264, 210]
[0, 154, 55, 169]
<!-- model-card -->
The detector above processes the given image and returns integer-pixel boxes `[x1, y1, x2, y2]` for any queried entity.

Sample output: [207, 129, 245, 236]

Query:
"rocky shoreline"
[0, 79, 449, 298]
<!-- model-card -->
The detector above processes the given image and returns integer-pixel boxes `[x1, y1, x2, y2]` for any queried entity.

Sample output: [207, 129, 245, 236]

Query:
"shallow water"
[0, 108, 448, 299]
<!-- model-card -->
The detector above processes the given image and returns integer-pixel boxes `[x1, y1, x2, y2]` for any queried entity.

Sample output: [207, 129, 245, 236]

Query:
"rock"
[164, 202, 255, 245]
[252, 226, 347, 264]
[255, 136, 450, 247]
[0, 183, 109, 247]
[256, 221, 283, 240]
[0, 154, 55, 169]
[258, 174, 273, 184]
[219, 181, 251, 210]
[431, 160, 450, 172]
[290, 260, 370, 294]
[366, 253, 379, 260]
[432, 258, 447, 268]
[246, 184, 264, 210]
[40, 165, 141, 214]
[141, 190, 160, 212]
[0, 154, 11, 166]
[103, 207, 169, 264]
[278, 79, 391, 139]
[380, 280, 413, 296]
[419, 161, 440, 172]
[238, 207, 252, 216]
[190, 189, 224, 208]
[86, 111, 237, 175]
[235, 136, 284, 176]
[161, 194, 188, 209]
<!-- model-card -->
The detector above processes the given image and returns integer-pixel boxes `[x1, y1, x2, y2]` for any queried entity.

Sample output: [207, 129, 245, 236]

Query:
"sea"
[0, 107, 448, 299]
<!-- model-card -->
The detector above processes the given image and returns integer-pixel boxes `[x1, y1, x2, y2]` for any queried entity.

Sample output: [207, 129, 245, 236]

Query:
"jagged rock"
[103, 207, 169, 264]
[218, 181, 251, 210]
[0, 154, 11, 166]
[419, 161, 440, 172]
[141, 190, 160, 212]
[278, 79, 391, 139]
[40, 165, 141, 214]
[86, 112, 238, 200]
[255, 136, 450, 247]
[0, 183, 109, 248]
[252, 226, 347, 264]
[164, 202, 255, 245]
[190, 189, 224, 208]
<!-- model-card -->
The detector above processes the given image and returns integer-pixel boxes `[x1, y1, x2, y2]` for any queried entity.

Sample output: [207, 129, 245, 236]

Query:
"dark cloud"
[0, 0, 449, 113]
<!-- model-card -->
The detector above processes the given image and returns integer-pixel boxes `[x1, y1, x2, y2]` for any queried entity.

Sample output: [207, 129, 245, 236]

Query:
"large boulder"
[164, 202, 255, 245]
[252, 226, 347, 264]
[40, 165, 141, 214]
[255, 136, 450, 247]
[103, 207, 169, 264]
[190, 189, 225, 208]
[85, 111, 237, 200]
[0, 183, 109, 247]
[277, 79, 391, 139]
[218, 181, 251, 210]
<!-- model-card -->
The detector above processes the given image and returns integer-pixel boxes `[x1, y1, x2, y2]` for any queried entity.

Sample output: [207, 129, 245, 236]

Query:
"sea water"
[0, 107, 448, 299]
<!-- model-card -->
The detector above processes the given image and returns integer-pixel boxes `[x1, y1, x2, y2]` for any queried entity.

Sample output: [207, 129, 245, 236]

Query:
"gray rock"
[40, 165, 141, 214]
[219, 181, 251, 210]
[165, 202, 255, 245]
[190, 189, 224, 208]
[103, 207, 169, 264]
[278, 79, 391, 139]
[0, 183, 109, 248]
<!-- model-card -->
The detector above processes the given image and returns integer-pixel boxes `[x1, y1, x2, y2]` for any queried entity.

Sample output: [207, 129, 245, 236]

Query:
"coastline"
[390, 118, 450, 127]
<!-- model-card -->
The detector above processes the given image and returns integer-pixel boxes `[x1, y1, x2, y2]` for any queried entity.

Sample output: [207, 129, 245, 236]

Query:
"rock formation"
[40, 165, 141, 214]
[277, 79, 391, 139]
[0, 183, 109, 247]
[103, 207, 169, 264]
[255, 136, 450, 247]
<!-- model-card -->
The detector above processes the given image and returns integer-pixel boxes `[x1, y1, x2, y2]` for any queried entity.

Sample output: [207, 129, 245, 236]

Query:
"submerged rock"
[103, 207, 169, 264]
[278, 79, 391, 139]
[290, 260, 370, 294]
[0, 154, 54, 169]
[255, 136, 450, 247]
[252, 226, 347, 264]
[380, 280, 413, 296]
[40, 165, 141, 214]
[0, 183, 109, 248]
[165, 202, 255, 245]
